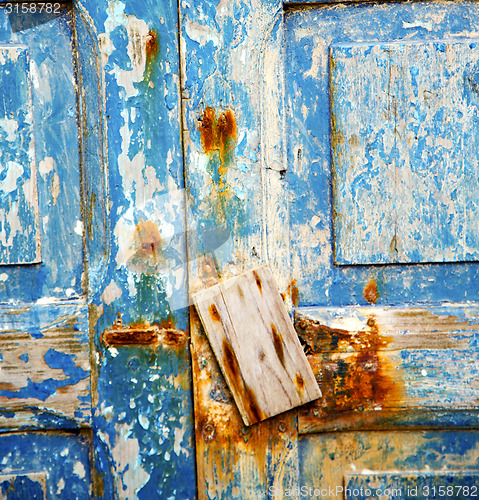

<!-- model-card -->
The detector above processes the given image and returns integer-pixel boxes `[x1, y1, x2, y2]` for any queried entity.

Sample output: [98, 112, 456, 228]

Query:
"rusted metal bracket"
[101, 313, 187, 348]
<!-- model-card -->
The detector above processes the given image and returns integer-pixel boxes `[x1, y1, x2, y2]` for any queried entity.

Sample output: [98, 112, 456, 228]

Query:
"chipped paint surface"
[296, 304, 479, 433]
[75, 0, 195, 497]
[0, 431, 93, 498]
[286, 1, 479, 307]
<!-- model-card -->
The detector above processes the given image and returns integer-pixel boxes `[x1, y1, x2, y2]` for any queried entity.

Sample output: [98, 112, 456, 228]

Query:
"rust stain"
[209, 304, 221, 321]
[199, 106, 216, 153]
[223, 339, 240, 382]
[101, 313, 187, 348]
[295, 315, 405, 418]
[271, 323, 285, 367]
[363, 279, 380, 304]
[244, 385, 265, 423]
[295, 374, 305, 394]
[252, 270, 262, 294]
[0, 383, 17, 391]
[287, 280, 300, 307]
[145, 29, 159, 60]
[128, 220, 165, 273]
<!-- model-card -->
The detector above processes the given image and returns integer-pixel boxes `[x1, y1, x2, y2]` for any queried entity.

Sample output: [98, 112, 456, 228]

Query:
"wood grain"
[296, 304, 479, 433]
[193, 265, 321, 426]
[0, 300, 90, 429]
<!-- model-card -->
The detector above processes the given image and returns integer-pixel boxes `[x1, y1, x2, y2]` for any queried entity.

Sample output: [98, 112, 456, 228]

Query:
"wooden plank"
[295, 304, 479, 433]
[190, 310, 299, 500]
[194, 266, 320, 426]
[0, 300, 90, 429]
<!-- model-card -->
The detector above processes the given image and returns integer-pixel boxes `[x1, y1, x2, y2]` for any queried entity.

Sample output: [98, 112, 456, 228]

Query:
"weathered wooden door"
[182, 0, 479, 498]
[0, 5, 93, 497]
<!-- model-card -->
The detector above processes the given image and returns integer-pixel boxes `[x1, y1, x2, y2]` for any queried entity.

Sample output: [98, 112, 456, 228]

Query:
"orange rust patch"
[295, 315, 404, 418]
[287, 280, 300, 307]
[0, 383, 16, 391]
[199, 107, 216, 153]
[216, 109, 237, 151]
[209, 304, 221, 321]
[244, 385, 265, 424]
[252, 270, 262, 293]
[363, 279, 380, 304]
[271, 323, 285, 367]
[295, 374, 305, 392]
[223, 339, 240, 382]
[145, 29, 159, 59]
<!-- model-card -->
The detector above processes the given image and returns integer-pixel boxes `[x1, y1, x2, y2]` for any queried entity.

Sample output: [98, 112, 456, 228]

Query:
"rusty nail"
[278, 422, 286, 433]
[203, 424, 215, 441]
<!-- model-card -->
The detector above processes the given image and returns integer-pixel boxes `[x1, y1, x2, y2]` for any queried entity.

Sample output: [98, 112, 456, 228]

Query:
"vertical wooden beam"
[180, 0, 300, 497]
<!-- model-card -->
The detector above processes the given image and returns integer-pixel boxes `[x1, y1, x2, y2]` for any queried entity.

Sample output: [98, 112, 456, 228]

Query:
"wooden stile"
[193, 265, 321, 426]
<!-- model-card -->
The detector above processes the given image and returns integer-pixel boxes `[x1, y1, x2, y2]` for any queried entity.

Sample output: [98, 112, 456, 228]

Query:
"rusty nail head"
[278, 422, 286, 433]
[313, 409, 320, 417]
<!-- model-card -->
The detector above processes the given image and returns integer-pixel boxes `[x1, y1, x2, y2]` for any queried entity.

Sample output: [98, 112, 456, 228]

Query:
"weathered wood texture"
[0, 301, 90, 429]
[0, 46, 40, 265]
[296, 304, 479, 433]
[286, 1, 479, 307]
[0, 431, 92, 498]
[194, 266, 320, 426]
[190, 310, 299, 500]
[332, 40, 479, 265]
[181, 0, 303, 495]
[298, 430, 479, 500]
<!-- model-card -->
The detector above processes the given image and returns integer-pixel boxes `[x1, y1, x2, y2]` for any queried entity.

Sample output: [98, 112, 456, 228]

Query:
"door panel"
[0, 431, 92, 499]
[0, 4, 89, 430]
[298, 430, 479, 500]
[286, 0, 479, 307]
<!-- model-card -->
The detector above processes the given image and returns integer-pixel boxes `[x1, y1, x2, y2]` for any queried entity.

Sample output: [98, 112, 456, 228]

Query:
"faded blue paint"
[0, 431, 94, 498]
[0, 6, 82, 302]
[75, 0, 196, 496]
[286, 1, 479, 307]
[0, 46, 39, 265]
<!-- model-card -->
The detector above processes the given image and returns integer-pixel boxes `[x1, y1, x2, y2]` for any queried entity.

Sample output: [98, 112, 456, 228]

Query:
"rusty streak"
[252, 270, 262, 293]
[363, 279, 380, 304]
[295, 315, 404, 418]
[209, 304, 221, 321]
[101, 314, 187, 348]
[271, 323, 285, 367]
[145, 29, 159, 59]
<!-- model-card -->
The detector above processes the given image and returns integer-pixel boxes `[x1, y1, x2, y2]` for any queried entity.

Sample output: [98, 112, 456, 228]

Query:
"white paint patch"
[74, 220, 84, 236]
[101, 280, 123, 305]
[139, 414, 149, 430]
[51, 172, 60, 205]
[403, 20, 433, 31]
[421, 369, 428, 376]
[0, 273, 8, 282]
[185, 19, 219, 47]
[73, 461, 86, 479]
[109, 347, 119, 358]
[56, 478, 65, 495]
[1, 161, 23, 195]
[39, 156, 54, 176]
[0, 118, 18, 142]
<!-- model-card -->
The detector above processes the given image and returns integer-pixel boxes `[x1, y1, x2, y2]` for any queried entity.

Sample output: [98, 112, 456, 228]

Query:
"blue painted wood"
[332, 40, 479, 265]
[74, 0, 196, 496]
[0, 46, 40, 265]
[286, 0, 479, 307]
[0, 431, 96, 499]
